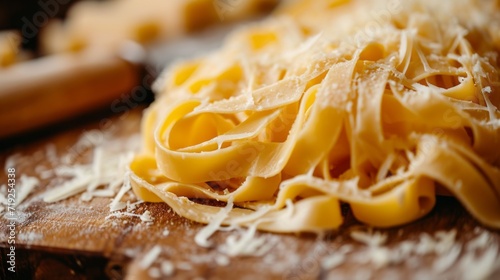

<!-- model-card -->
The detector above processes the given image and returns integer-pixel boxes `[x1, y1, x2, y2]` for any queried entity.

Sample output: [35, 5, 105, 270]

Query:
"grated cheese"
[43, 173, 92, 203]
[42, 134, 138, 204]
[432, 244, 461, 273]
[222, 228, 265, 256]
[176, 262, 192, 270]
[45, 143, 58, 162]
[483, 86, 492, 94]
[434, 229, 457, 254]
[367, 247, 392, 268]
[81, 189, 117, 201]
[109, 175, 131, 212]
[90, 189, 115, 197]
[88, 147, 104, 192]
[148, 267, 161, 278]
[6, 175, 39, 207]
[161, 260, 175, 276]
[414, 233, 436, 255]
[127, 200, 144, 212]
[215, 255, 230, 266]
[4, 153, 21, 172]
[219, 225, 274, 257]
[330, 228, 484, 274]
[350, 230, 387, 247]
[321, 252, 346, 270]
[466, 231, 490, 251]
[80, 192, 93, 202]
[18, 232, 43, 242]
[460, 243, 499, 279]
[124, 247, 140, 258]
[194, 196, 234, 248]
[106, 212, 142, 220]
[140, 210, 153, 222]
[139, 245, 162, 269]
[376, 153, 395, 182]
[106, 210, 153, 224]
[0, 187, 7, 205]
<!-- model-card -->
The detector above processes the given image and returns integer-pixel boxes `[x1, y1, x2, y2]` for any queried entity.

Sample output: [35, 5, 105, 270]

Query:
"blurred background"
[0, 0, 79, 51]
[0, 0, 279, 142]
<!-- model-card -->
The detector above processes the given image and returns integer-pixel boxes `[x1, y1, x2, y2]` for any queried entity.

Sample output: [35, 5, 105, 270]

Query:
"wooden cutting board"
[1, 107, 499, 280]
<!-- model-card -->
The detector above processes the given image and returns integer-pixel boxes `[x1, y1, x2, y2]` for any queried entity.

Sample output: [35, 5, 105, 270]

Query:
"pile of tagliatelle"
[129, 0, 500, 233]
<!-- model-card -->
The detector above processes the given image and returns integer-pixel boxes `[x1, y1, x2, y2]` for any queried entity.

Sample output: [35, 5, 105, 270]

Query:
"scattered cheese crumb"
[148, 267, 161, 278]
[43, 172, 92, 203]
[42, 134, 138, 204]
[127, 200, 144, 212]
[434, 229, 457, 254]
[350, 230, 387, 247]
[91, 189, 115, 197]
[18, 232, 43, 242]
[460, 244, 499, 279]
[106, 211, 149, 222]
[45, 143, 58, 162]
[220, 225, 274, 257]
[140, 210, 154, 222]
[368, 247, 392, 268]
[482, 86, 492, 94]
[139, 245, 162, 269]
[109, 178, 131, 212]
[0, 188, 8, 205]
[467, 231, 490, 251]
[215, 255, 230, 266]
[161, 260, 175, 276]
[414, 233, 436, 255]
[124, 247, 140, 258]
[321, 252, 345, 269]
[176, 262, 193, 270]
[4, 153, 21, 172]
[433, 244, 461, 272]
[80, 192, 93, 202]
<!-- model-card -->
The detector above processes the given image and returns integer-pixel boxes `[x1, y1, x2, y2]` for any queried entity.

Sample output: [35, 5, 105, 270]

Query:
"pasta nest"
[130, 0, 500, 232]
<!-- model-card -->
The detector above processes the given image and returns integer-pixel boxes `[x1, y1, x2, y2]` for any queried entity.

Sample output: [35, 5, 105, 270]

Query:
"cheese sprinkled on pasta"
[130, 0, 500, 232]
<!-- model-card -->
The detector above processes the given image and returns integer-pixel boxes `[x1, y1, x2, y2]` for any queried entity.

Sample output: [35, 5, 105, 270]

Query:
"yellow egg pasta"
[130, 0, 500, 233]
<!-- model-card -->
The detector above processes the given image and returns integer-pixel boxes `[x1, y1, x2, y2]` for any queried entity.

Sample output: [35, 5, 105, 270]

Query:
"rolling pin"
[0, 21, 248, 139]
[0, 51, 140, 138]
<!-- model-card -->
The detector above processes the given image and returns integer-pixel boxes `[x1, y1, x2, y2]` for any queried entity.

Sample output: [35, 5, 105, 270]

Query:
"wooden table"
[1, 106, 499, 280]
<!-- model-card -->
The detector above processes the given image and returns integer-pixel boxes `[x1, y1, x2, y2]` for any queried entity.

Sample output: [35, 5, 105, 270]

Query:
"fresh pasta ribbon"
[130, 0, 500, 232]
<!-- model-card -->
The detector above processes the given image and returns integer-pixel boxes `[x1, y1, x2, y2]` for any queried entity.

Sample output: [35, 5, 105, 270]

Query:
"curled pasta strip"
[130, 0, 500, 232]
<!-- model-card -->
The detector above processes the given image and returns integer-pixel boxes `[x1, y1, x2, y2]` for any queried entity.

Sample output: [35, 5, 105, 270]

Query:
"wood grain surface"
[1, 107, 499, 280]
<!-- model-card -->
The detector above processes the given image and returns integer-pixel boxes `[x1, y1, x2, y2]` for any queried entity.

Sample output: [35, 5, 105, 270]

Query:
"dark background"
[0, 0, 85, 50]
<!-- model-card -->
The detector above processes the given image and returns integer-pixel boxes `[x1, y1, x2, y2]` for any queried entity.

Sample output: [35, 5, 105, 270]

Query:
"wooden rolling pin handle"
[0, 51, 140, 138]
